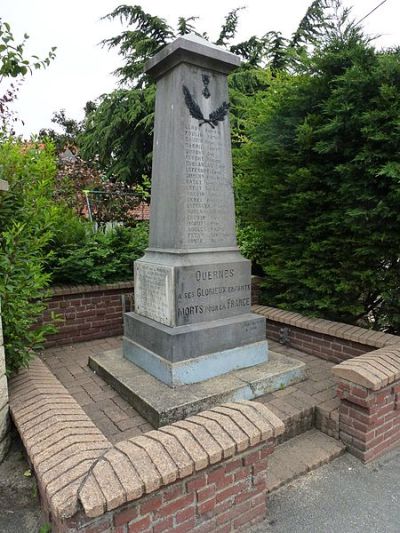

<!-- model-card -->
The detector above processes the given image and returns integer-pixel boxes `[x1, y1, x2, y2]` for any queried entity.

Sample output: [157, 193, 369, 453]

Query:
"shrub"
[47, 223, 149, 285]
[0, 140, 60, 374]
[235, 40, 400, 332]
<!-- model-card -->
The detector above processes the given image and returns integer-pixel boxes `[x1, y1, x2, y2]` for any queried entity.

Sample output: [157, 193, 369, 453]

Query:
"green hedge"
[0, 140, 59, 373]
[47, 222, 149, 285]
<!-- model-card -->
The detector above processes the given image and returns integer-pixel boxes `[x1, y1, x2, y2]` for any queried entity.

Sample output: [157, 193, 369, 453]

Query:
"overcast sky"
[2, 0, 399, 137]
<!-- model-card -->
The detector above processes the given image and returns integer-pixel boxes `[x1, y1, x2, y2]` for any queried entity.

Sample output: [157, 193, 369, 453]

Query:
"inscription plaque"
[134, 262, 174, 326]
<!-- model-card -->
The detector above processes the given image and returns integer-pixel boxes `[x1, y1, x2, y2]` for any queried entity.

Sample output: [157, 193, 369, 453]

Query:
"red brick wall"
[40, 282, 134, 347]
[336, 380, 400, 462]
[57, 439, 273, 533]
[266, 319, 374, 364]
[41, 279, 263, 348]
[251, 276, 263, 305]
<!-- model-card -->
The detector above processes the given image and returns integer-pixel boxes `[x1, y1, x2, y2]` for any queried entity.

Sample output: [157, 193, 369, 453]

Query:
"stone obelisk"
[123, 34, 268, 386]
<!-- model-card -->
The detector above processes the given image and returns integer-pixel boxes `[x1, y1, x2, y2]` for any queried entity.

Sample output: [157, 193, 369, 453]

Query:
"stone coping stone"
[253, 305, 400, 349]
[332, 344, 400, 391]
[89, 349, 306, 427]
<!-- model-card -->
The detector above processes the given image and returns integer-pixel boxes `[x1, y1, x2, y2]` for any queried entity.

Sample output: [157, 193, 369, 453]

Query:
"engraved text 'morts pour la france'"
[183, 84, 229, 129]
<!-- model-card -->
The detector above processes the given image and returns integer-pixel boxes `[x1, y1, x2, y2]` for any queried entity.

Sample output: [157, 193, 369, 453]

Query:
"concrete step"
[268, 429, 346, 492]
[257, 384, 341, 444]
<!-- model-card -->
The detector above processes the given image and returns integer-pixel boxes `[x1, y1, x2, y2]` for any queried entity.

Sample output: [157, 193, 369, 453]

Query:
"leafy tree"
[80, 87, 155, 183]
[101, 4, 174, 88]
[79, 2, 344, 184]
[235, 35, 400, 332]
[0, 19, 56, 133]
[38, 107, 92, 152]
[0, 21, 58, 372]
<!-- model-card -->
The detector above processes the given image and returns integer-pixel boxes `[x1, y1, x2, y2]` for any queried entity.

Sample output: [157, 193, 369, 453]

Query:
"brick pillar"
[332, 346, 400, 463]
[0, 179, 10, 462]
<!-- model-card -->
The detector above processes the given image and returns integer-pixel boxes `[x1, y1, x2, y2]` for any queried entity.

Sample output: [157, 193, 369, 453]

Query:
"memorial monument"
[126, 34, 268, 386]
[90, 35, 305, 425]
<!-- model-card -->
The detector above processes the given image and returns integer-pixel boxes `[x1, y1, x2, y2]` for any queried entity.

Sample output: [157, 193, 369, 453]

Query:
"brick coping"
[50, 281, 134, 297]
[9, 358, 283, 522]
[253, 305, 399, 349]
[332, 344, 400, 391]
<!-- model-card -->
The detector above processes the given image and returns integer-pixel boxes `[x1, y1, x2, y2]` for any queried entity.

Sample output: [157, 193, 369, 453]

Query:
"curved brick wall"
[9, 358, 283, 532]
[253, 305, 399, 363]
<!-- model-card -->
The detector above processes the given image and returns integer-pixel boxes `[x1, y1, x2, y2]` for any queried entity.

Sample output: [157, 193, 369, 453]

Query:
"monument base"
[124, 337, 267, 387]
[89, 349, 306, 427]
[123, 311, 268, 386]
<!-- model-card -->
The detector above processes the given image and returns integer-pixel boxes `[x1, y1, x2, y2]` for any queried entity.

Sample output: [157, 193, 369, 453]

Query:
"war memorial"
[90, 34, 305, 426]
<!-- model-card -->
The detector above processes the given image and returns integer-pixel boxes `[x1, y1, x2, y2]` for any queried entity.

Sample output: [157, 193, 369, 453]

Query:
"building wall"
[0, 180, 10, 462]
[0, 303, 10, 462]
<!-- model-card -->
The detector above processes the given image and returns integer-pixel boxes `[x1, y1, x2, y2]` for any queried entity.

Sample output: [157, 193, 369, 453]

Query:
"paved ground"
[9, 337, 400, 532]
[253, 448, 400, 533]
[41, 336, 339, 441]
[41, 336, 153, 443]
[267, 429, 345, 492]
[0, 434, 42, 533]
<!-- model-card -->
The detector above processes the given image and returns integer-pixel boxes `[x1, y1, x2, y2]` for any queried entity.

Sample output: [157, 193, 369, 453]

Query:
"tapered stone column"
[122, 35, 268, 386]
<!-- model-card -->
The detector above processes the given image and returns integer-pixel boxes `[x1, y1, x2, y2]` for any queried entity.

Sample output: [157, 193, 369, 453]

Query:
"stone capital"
[144, 34, 241, 79]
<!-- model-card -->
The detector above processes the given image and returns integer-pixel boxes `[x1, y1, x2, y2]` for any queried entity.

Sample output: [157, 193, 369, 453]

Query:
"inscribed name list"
[183, 122, 235, 248]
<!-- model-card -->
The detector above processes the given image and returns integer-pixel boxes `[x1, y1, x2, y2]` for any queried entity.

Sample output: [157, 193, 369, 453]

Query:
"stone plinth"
[90, 348, 305, 427]
[123, 34, 268, 386]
